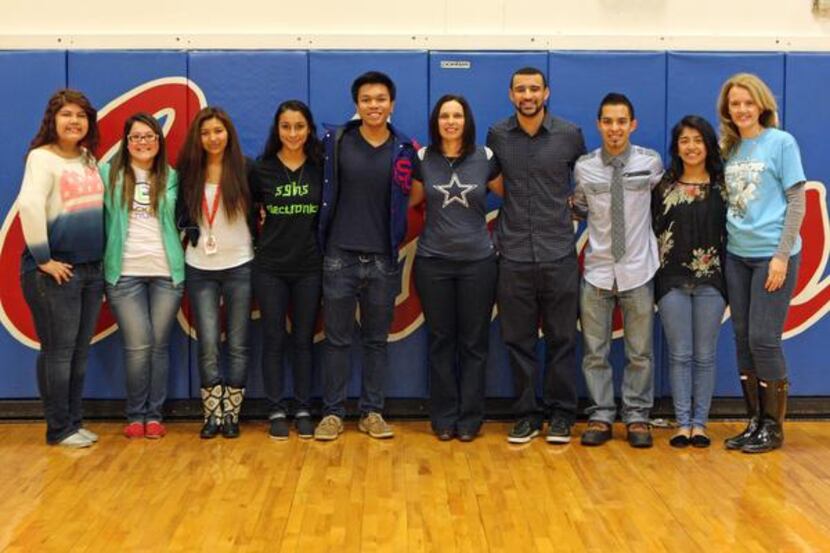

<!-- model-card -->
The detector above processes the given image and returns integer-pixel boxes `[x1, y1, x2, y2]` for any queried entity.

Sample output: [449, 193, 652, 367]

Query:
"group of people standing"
[17, 67, 804, 456]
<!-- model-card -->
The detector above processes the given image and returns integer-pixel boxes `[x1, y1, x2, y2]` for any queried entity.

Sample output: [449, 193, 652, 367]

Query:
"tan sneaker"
[358, 412, 394, 439]
[314, 415, 344, 441]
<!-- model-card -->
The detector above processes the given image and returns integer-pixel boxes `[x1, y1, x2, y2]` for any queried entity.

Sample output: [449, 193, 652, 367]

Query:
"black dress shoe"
[690, 434, 711, 448]
[200, 418, 222, 439]
[222, 415, 240, 439]
[581, 421, 613, 446]
[669, 433, 690, 448]
[435, 428, 454, 441]
[626, 422, 653, 448]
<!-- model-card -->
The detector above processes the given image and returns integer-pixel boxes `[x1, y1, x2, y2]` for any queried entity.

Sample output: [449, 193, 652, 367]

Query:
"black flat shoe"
[457, 432, 476, 442]
[690, 434, 711, 448]
[669, 434, 690, 448]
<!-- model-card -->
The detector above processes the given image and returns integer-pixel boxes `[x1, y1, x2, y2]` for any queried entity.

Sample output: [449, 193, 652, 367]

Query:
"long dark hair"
[29, 89, 99, 162]
[428, 94, 476, 158]
[261, 100, 322, 163]
[665, 115, 724, 185]
[177, 107, 249, 224]
[108, 112, 168, 214]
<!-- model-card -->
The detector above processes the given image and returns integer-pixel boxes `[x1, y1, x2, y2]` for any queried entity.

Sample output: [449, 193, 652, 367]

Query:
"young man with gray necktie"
[571, 93, 664, 448]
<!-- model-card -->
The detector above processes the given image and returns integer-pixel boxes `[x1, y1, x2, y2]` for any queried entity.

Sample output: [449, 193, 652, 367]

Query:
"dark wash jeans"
[725, 252, 800, 381]
[321, 249, 400, 418]
[186, 262, 252, 388]
[497, 253, 580, 426]
[252, 265, 321, 416]
[414, 255, 497, 435]
[21, 262, 104, 444]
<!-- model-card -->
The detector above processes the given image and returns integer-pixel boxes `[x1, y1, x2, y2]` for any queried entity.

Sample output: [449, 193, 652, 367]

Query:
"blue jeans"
[21, 262, 104, 444]
[186, 262, 252, 388]
[106, 276, 183, 423]
[580, 279, 654, 425]
[322, 250, 400, 418]
[657, 284, 726, 429]
[725, 253, 800, 381]
[252, 265, 321, 416]
[415, 255, 497, 435]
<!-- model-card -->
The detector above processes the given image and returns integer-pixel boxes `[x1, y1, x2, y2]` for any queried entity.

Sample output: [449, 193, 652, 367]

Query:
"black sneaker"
[295, 415, 314, 439]
[269, 417, 289, 440]
[546, 418, 572, 444]
[507, 418, 540, 444]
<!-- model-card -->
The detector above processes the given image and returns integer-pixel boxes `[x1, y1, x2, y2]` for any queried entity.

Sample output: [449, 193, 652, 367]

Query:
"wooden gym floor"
[0, 420, 829, 552]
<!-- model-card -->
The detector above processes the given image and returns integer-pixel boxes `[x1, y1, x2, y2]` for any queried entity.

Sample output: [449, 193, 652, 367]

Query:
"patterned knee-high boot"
[200, 384, 224, 439]
[222, 386, 245, 439]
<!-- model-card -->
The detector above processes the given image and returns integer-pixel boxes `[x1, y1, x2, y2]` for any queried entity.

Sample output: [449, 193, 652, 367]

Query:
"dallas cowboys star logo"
[434, 173, 478, 208]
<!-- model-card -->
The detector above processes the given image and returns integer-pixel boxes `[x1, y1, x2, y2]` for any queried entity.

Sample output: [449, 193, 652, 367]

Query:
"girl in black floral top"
[652, 115, 727, 448]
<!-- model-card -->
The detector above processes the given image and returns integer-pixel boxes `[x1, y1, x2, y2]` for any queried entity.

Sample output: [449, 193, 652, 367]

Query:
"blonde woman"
[717, 73, 806, 453]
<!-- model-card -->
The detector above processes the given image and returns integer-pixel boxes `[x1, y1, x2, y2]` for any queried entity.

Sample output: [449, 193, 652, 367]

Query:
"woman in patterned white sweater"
[17, 89, 105, 448]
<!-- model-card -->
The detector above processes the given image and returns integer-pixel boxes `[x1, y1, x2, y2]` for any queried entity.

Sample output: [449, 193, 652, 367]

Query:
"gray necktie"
[611, 158, 626, 262]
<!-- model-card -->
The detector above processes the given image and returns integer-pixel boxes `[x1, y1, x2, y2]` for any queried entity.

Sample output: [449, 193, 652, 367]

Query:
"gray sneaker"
[78, 428, 99, 443]
[314, 415, 344, 441]
[358, 412, 394, 439]
[58, 432, 93, 448]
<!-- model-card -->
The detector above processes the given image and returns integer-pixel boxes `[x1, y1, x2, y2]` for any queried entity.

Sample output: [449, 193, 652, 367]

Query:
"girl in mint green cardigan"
[102, 112, 184, 440]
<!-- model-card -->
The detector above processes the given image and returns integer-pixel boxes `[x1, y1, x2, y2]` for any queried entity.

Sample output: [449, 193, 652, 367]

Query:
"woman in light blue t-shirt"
[716, 73, 806, 454]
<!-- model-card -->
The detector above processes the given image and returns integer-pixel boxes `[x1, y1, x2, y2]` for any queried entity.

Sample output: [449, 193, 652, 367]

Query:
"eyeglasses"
[127, 133, 158, 144]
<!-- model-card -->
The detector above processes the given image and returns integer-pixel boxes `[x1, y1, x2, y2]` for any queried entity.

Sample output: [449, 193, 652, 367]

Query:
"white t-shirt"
[121, 167, 170, 277]
[185, 182, 254, 270]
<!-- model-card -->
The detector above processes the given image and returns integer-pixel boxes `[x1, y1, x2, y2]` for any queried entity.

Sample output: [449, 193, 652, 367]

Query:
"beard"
[515, 102, 545, 118]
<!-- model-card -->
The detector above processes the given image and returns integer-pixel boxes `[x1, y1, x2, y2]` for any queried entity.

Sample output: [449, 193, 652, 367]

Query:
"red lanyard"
[201, 186, 221, 230]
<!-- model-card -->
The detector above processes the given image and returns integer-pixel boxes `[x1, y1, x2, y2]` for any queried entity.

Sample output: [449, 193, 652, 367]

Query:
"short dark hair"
[428, 94, 476, 158]
[510, 67, 548, 89]
[597, 92, 635, 120]
[351, 71, 396, 103]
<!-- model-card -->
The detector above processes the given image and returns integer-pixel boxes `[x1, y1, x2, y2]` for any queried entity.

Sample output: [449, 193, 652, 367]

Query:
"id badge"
[204, 233, 218, 255]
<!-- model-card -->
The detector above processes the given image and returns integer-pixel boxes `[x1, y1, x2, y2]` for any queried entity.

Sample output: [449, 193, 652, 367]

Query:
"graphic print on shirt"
[434, 173, 477, 208]
[132, 178, 153, 219]
[267, 178, 319, 216]
[683, 246, 721, 278]
[725, 160, 764, 219]
[657, 221, 675, 267]
[59, 166, 104, 213]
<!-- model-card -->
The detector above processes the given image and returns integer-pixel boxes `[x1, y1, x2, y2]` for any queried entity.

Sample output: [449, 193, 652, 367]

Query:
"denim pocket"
[374, 257, 401, 277]
[323, 256, 344, 272]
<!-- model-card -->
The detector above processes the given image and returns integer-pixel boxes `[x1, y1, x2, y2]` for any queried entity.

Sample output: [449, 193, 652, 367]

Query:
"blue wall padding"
[665, 52, 785, 146]
[0, 51, 66, 396]
[188, 51, 309, 157]
[779, 53, 830, 395]
[428, 51, 548, 145]
[66, 50, 192, 399]
[309, 51, 429, 143]
[0, 49, 829, 404]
